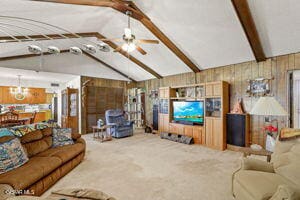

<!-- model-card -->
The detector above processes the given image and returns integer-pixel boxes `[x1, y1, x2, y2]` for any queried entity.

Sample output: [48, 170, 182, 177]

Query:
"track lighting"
[28, 45, 42, 54]
[47, 46, 60, 54]
[97, 43, 110, 52]
[69, 46, 82, 55]
[83, 44, 97, 54]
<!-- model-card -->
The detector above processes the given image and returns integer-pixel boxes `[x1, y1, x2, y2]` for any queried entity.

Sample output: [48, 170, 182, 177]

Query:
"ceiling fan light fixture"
[28, 45, 42, 54]
[122, 43, 136, 52]
[124, 28, 132, 38]
[47, 46, 60, 54]
[69, 46, 82, 55]
[83, 44, 97, 54]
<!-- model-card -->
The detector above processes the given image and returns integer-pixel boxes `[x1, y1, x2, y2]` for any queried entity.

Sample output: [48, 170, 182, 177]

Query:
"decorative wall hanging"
[246, 77, 274, 97]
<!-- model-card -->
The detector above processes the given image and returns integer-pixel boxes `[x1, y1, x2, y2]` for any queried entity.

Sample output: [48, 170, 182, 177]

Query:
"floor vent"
[160, 132, 194, 145]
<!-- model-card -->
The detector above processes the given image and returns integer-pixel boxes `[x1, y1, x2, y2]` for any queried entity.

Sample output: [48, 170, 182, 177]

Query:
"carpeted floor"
[43, 131, 242, 200]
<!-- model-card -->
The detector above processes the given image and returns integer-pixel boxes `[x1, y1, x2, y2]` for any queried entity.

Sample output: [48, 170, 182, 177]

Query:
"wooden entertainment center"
[158, 81, 229, 150]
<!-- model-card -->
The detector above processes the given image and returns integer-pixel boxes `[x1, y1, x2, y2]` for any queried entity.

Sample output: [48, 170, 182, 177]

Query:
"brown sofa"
[232, 137, 300, 200]
[0, 127, 86, 197]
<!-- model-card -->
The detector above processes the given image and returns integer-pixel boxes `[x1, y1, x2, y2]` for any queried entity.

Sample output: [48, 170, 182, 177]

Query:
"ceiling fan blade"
[136, 45, 147, 55]
[114, 46, 122, 52]
[136, 39, 159, 44]
[100, 38, 122, 42]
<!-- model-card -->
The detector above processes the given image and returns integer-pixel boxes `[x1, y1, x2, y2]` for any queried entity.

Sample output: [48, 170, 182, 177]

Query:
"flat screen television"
[173, 101, 204, 125]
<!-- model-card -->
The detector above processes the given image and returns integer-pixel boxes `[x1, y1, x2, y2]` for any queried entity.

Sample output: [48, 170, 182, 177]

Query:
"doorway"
[292, 70, 300, 128]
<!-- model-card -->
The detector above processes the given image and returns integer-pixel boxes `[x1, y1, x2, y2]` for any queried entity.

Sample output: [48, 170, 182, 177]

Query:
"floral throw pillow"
[0, 138, 29, 174]
[9, 125, 36, 137]
[0, 128, 14, 137]
[52, 128, 74, 147]
[35, 123, 49, 130]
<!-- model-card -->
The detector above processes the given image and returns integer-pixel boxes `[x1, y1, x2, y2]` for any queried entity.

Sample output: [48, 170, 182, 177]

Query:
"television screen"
[173, 101, 204, 124]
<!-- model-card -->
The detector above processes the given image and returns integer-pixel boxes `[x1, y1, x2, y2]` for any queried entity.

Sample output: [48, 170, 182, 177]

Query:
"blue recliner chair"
[105, 109, 134, 138]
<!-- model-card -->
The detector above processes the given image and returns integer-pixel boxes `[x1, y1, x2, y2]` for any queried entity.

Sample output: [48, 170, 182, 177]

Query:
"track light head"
[28, 45, 42, 54]
[97, 43, 110, 52]
[83, 44, 97, 54]
[47, 46, 60, 54]
[69, 46, 82, 55]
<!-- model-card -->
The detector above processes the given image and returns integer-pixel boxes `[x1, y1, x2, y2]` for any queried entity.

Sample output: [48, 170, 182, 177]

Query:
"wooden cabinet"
[205, 117, 225, 150]
[0, 86, 46, 104]
[168, 123, 205, 145]
[18, 112, 46, 123]
[205, 83, 222, 97]
[61, 88, 78, 133]
[169, 123, 184, 134]
[159, 114, 169, 133]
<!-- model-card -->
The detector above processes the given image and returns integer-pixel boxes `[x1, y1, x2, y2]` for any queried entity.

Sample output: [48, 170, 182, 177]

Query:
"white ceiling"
[0, 0, 299, 81]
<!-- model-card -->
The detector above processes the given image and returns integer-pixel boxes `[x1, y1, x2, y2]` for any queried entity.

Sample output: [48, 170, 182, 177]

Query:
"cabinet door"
[184, 126, 193, 137]
[205, 84, 213, 96]
[169, 123, 183, 134]
[163, 115, 169, 132]
[205, 118, 213, 146]
[213, 84, 222, 96]
[192, 126, 200, 144]
[212, 118, 223, 149]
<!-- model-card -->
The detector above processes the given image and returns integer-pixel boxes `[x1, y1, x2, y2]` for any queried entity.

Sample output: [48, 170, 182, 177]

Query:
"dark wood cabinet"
[226, 113, 250, 147]
[61, 88, 78, 133]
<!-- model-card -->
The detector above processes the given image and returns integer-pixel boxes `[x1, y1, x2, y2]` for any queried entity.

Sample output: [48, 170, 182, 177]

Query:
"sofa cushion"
[20, 130, 43, 144]
[272, 138, 300, 186]
[34, 123, 49, 130]
[41, 127, 52, 137]
[234, 170, 293, 200]
[0, 156, 62, 190]
[22, 136, 52, 158]
[37, 143, 85, 163]
[0, 138, 29, 174]
[9, 125, 36, 137]
[52, 128, 74, 147]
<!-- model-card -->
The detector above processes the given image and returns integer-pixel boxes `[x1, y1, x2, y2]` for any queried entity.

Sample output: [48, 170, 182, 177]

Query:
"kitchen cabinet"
[0, 86, 46, 104]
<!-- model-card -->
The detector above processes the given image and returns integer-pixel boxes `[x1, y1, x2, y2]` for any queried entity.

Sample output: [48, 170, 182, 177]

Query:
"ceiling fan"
[100, 11, 159, 55]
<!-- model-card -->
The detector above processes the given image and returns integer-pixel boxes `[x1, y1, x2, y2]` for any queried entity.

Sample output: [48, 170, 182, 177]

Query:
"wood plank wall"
[138, 52, 300, 147]
[80, 76, 136, 134]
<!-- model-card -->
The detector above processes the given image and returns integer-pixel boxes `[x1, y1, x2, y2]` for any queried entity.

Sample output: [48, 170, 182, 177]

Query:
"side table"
[92, 125, 112, 142]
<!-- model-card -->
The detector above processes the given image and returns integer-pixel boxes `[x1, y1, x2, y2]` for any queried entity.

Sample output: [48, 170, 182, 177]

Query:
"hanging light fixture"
[10, 75, 28, 100]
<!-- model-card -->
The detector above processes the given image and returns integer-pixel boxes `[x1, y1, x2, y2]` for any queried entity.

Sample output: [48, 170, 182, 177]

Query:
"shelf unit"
[125, 88, 145, 128]
[158, 81, 229, 150]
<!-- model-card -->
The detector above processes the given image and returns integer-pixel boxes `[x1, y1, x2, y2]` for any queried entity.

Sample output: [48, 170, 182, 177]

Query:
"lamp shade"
[250, 96, 288, 116]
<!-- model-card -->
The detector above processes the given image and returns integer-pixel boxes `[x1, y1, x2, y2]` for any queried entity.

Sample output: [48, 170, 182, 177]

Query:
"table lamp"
[250, 96, 288, 151]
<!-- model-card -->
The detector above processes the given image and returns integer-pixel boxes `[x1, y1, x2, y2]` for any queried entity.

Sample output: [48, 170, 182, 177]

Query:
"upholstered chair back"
[271, 138, 300, 186]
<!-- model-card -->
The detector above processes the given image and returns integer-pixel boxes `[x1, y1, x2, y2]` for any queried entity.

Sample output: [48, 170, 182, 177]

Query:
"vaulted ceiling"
[0, 0, 299, 82]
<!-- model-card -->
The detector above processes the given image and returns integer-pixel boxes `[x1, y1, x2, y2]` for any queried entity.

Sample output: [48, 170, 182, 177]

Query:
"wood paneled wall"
[138, 52, 300, 147]
[80, 76, 136, 134]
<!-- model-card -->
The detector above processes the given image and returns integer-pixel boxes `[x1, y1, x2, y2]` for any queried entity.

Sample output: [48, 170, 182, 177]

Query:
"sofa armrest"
[270, 185, 300, 200]
[0, 184, 14, 200]
[75, 137, 86, 146]
[241, 157, 275, 173]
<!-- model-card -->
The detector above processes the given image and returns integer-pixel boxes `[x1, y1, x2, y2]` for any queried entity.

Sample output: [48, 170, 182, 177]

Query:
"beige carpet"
[43, 132, 243, 200]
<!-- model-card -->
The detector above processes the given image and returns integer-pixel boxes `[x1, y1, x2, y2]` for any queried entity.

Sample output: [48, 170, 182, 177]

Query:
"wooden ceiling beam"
[231, 0, 266, 62]
[32, 0, 200, 72]
[0, 31, 161, 78]
[0, 49, 136, 82]
[82, 51, 136, 82]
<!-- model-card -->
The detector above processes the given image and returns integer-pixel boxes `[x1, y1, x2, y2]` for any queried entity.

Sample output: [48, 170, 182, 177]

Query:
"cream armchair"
[232, 138, 300, 200]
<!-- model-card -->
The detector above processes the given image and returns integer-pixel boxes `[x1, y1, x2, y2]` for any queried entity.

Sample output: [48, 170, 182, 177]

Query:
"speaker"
[226, 114, 250, 147]
[153, 105, 158, 130]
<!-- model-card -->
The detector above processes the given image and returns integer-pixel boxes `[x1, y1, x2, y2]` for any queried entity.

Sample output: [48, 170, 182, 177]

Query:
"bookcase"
[158, 81, 229, 150]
